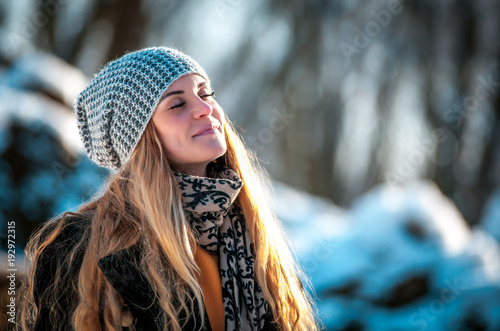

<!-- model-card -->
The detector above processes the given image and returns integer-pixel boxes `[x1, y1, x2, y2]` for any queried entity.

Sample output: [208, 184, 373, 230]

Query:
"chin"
[207, 144, 227, 161]
[207, 139, 227, 155]
[186, 140, 227, 164]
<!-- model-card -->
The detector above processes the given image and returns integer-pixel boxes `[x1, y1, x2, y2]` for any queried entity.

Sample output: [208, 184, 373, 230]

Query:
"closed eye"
[200, 91, 215, 100]
[170, 101, 185, 110]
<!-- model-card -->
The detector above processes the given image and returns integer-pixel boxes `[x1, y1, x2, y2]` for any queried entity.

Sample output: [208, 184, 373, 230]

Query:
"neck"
[173, 162, 208, 177]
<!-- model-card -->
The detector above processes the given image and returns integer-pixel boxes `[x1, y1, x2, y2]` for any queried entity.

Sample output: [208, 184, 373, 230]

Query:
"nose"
[192, 97, 213, 119]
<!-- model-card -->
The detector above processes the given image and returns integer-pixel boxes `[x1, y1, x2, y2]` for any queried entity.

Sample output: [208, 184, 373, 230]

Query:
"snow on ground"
[275, 181, 500, 331]
[0, 51, 87, 154]
[5, 50, 89, 107]
[481, 189, 500, 244]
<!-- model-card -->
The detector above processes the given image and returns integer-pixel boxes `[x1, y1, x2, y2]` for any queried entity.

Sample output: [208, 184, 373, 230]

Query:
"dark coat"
[32, 215, 278, 331]
[32, 215, 211, 331]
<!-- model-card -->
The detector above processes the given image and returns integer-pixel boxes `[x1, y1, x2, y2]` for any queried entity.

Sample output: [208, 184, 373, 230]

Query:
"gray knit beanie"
[74, 47, 209, 169]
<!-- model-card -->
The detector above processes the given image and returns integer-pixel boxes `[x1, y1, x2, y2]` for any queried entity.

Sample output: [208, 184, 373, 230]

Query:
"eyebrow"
[159, 81, 207, 103]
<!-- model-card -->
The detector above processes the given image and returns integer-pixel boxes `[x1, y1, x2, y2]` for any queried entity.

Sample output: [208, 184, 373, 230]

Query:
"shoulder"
[37, 211, 92, 248]
[32, 212, 93, 311]
[34, 211, 93, 286]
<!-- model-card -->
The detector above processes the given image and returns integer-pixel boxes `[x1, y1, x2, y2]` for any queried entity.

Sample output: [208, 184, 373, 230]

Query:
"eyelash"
[201, 91, 216, 99]
[169, 91, 215, 110]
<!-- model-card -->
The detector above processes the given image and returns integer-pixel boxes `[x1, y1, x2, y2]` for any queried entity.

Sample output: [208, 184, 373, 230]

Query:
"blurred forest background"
[1, 0, 500, 330]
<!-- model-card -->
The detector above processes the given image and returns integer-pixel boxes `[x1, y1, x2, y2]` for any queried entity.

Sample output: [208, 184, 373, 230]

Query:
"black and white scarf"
[174, 168, 270, 330]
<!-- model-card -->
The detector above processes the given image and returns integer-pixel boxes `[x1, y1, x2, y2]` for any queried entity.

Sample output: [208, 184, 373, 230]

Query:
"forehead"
[166, 73, 208, 90]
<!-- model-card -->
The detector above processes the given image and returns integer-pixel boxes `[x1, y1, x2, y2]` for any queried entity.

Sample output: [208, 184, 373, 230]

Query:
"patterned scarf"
[174, 168, 268, 330]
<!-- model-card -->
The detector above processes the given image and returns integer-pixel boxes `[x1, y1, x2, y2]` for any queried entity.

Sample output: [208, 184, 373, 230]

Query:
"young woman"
[19, 47, 318, 331]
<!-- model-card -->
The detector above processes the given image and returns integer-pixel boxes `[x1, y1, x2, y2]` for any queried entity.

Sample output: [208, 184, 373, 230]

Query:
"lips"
[193, 122, 221, 137]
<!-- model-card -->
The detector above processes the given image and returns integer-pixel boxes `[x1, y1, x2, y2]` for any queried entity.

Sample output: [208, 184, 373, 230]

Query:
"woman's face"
[151, 74, 226, 176]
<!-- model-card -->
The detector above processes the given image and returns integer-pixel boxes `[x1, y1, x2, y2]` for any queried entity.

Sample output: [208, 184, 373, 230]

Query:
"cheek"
[153, 110, 186, 135]
[153, 118, 194, 162]
[157, 126, 183, 151]
[152, 114, 178, 149]
[213, 105, 225, 124]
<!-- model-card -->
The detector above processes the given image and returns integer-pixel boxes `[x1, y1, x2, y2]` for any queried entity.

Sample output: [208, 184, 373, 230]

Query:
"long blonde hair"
[19, 117, 319, 330]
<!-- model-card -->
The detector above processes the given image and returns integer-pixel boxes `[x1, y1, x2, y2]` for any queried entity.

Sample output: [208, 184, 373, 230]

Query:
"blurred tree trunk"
[96, 0, 147, 62]
[34, 0, 147, 64]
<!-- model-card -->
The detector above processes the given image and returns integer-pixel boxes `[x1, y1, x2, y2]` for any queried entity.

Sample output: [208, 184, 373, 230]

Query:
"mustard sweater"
[194, 246, 224, 331]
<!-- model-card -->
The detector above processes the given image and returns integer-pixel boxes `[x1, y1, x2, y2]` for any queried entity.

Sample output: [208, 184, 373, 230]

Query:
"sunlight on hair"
[19, 120, 319, 330]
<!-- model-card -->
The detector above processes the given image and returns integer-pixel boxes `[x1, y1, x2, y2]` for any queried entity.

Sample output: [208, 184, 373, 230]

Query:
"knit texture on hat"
[74, 47, 209, 169]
